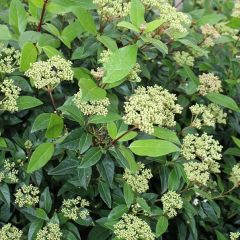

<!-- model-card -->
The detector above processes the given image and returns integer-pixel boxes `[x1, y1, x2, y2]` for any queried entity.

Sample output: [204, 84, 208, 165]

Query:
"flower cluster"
[91, 67, 105, 80]
[14, 184, 40, 207]
[0, 78, 21, 112]
[25, 55, 73, 89]
[200, 24, 220, 48]
[161, 191, 183, 218]
[230, 164, 240, 186]
[113, 213, 155, 240]
[99, 49, 142, 82]
[61, 196, 90, 221]
[182, 133, 223, 163]
[183, 161, 210, 186]
[123, 85, 182, 134]
[0, 159, 19, 183]
[93, 0, 130, 20]
[190, 103, 227, 129]
[73, 91, 110, 116]
[36, 223, 62, 240]
[123, 163, 152, 193]
[0, 44, 20, 74]
[230, 232, 240, 240]
[198, 73, 222, 96]
[0, 224, 23, 240]
[232, 0, 240, 17]
[174, 51, 195, 67]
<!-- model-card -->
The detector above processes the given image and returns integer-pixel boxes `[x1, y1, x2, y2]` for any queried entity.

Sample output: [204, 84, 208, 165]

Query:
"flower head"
[174, 51, 195, 67]
[123, 163, 152, 193]
[123, 85, 182, 134]
[230, 232, 240, 240]
[230, 164, 240, 186]
[232, 0, 240, 18]
[0, 159, 19, 183]
[36, 223, 62, 240]
[0, 44, 20, 74]
[198, 73, 222, 96]
[200, 24, 220, 48]
[181, 133, 223, 162]
[14, 184, 40, 207]
[0, 223, 23, 240]
[73, 91, 110, 116]
[25, 55, 73, 89]
[61, 196, 90, 221]
[161, 191, 183, 218]
[0, 78, 21, 112]
[190, 103, 227, 129]
[113, 213, 155, 240]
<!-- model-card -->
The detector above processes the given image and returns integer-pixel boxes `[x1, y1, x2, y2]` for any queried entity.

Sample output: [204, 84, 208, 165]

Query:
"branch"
[37, 0, 49, 32]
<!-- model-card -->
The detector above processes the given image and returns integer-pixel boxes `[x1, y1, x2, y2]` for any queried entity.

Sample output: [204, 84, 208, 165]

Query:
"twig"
[110, 126, 137, 145]
[47, 87, 57, 111]
[175, 0, 184, 9]
[37, 0, 49, 32]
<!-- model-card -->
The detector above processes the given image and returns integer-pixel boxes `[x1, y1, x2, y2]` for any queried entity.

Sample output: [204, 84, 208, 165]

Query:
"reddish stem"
[110, 126, 137, 145]
[37, 0, 49, 32]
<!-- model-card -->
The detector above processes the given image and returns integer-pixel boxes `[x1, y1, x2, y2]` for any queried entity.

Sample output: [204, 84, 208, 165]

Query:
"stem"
[110, 126, 137, 146]
[47, 88, 57, 111]
[37, 0, 49, 32]
[175, 0, 184, 8]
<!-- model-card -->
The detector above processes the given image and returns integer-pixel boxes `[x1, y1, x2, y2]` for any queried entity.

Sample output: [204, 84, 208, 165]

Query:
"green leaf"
[168, 168, 180, 191]
[0, 137, 7, 148]
[73, 7, 97, 35]
[9, 0, 27, 34]
[79, 78, 106, 101]
[117, 21, 140, 32]
[227, 17, 240, 29]
[17, 96, 43, 110]
[108, 205, 128, 220]
[45, 114, 64, 139]
[183, 66, 199, 86]
[0, 25, 12, 40]
[215, 230, 227, 240]
[39, 187, 52, 214]
[130, 0, 145, 28]
[27, 143, 55, 173]
[206, 93, 240, 112]
[129, 139, 180, 157]
[97, 35, 118, 52]
[35, 208, 49, 221]
[136, 197, 151, 213]
[0, 183, 10, 206]
[89, 113, 121, 124]
[20, 42, 38, 72]
[31, 113, 52, 133]
[198, 13, 225, 26]
[145, 19, 165, 33]
[153, 127, 181, 145]
[156, 216, 168, 237]
[141, 36, 168, 55]
[42, 46, 62, 58]
[98, 181, 111, 208]
[232, 136, 240, 148]
[103, 45, 138, 83]
[79, 147, 102, 168]
[123, 183, 134, 207]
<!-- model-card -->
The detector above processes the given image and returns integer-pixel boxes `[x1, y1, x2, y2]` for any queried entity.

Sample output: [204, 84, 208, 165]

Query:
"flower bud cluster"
[230, 232, 240, 240]
[0, 159, 19, 183]
[123, 85, 182, 134]
[0, 43, 20, 74]
[230, 164, 240, 186]
[232, 0, 240, 18]
[123, 163, 152, 193]
[61, 196, 90, 221]
[0, 223, 23, 240]
[25, 55, 73, 89]
[14, 184, 40, 207]
[190, 103, 227, 129]
[200, 24, 220, 48]
[174, 51, 195, 67]
[36, 223, 62, 240]
[161, 191, 183, 218]
[0, 78, 21, 112]
[198, 73, 222, 96]
[113, 213, 155, 240]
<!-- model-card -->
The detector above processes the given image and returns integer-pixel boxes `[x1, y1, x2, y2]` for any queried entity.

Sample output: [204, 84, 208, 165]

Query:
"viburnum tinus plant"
[0, 0, 240, 239]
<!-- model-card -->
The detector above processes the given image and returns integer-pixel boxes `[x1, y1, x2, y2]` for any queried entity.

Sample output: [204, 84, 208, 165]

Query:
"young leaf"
[145, 19, 165, 33]
[45, 113, 64, 139]
[156, 216, 168, 237]
[153, 127, 181, 145]
[27, 143, 55, 173]
[17, 96, 43, 110]
[117, 21, 140, 33]
[103, 45, 138, 83]
[129, 139, 180, 157]
[97, 35, 118, 52]
[9, 0, 27, 34]
[31, 113, 52, 133]
[130, 0, 145, 28]
[206, 93, 240, 112]
[79, 78, 106, 101]
[20, 42, 38, 72]
[0, 25, 12, 40]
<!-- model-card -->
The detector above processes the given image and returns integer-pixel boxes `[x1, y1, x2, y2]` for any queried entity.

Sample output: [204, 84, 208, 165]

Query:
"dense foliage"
[0, 0, 240, 239]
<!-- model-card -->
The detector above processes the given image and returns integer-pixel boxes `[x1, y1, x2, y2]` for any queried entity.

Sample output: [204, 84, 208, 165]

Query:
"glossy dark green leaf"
[79, 147, 102, 168]
[98, 181, 111, 208]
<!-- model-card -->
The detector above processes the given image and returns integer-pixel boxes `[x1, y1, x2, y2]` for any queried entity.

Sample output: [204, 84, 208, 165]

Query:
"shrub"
[0, 0, 240, 239]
